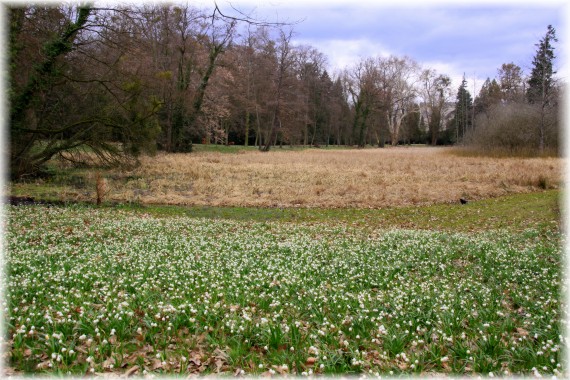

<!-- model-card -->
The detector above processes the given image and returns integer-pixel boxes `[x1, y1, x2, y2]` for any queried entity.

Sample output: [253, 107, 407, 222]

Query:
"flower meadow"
[3, 205, 565, 376]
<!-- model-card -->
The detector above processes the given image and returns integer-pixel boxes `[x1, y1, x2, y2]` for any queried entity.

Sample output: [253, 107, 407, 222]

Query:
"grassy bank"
[109, 189, 561, 233]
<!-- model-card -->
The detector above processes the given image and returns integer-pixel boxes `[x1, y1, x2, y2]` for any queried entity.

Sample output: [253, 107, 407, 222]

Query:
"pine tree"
[527, 25, 557, 104]
[475, 78, 501, 116]
[526, 25, 557, 153]
[453, 76, 473, 142]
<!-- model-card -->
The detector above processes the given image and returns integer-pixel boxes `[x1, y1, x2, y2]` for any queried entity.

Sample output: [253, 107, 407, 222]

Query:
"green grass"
[4, 191, 564, 376]
[192, 144, 259, 154]
[191, 143, 368, 153]
[11, 167, 561, 233]
[110, 190, 561, 233]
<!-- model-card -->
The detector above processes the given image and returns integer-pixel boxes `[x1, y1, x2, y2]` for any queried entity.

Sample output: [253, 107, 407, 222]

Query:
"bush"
[465, 101, 559, 155]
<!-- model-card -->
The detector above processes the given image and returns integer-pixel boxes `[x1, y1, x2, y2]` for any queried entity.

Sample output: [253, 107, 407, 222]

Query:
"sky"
[213, 0, 568, 95]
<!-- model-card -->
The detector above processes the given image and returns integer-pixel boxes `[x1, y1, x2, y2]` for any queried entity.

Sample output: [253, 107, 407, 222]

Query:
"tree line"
[460, 25, 560, 155]
[8, 4, 561, 179]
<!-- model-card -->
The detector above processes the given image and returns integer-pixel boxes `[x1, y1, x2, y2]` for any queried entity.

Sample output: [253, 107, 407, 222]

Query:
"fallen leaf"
[213, 348, 229, 361]
[3, 367, 17, 376]
[125, 353, 139, 365]
[178, 327, 189, 336]
[214, 358, 225, 373]
[195, 333, 207, 344]
[516, 327, 529, 337]
[36, 360, 51, 370]
[272, 365, 289, 375]
[141, 344, 154, 353]
[102, 356, 115, 369]
[124, 365, 139, 377]
[151, 358, 163, 370]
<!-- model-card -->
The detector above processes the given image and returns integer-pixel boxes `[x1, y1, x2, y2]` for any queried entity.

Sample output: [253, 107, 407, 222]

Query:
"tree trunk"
[244, 111, 250, 146]
[10, 6, 92, 178]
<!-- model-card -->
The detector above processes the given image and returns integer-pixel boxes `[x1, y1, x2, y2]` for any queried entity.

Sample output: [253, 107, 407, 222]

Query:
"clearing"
[11, 146, 562, 208]
[4, 147, 565, 376]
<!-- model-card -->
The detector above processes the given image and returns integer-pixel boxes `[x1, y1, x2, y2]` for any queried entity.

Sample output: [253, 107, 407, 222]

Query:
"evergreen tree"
[526, 25, 558, 153]
[474, 78, 501, 116]
[452, 76, 473, 142]
[527, 25, 557, 104]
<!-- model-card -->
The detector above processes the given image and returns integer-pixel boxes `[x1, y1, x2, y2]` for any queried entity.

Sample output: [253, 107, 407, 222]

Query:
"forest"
[8, 4, 561, 179]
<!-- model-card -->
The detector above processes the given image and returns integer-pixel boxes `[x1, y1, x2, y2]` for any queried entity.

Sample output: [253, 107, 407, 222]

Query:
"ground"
[3, 146, 565, 376]
[11, 146, 562, 208]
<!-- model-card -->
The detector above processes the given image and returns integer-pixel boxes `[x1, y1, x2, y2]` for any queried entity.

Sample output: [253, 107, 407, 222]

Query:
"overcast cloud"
[216, 0, 567, 94]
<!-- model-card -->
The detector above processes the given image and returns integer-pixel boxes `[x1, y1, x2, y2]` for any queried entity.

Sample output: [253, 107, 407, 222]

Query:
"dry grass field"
[81, 146, 560, 208]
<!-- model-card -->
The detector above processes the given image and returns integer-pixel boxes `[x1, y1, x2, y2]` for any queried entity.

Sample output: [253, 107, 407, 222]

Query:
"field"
[12, 146, 562, 208]
[4, 147, 566, 376]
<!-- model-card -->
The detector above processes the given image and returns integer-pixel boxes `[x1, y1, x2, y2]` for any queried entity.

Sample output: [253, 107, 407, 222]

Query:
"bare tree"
[498, 63, 525, 103]
[9, 4, 164, 179]
[261, 29, 294, 151]
[342, 58, 378, 147]
[419, 68, 452, 145]
[378, 56, 419, 146]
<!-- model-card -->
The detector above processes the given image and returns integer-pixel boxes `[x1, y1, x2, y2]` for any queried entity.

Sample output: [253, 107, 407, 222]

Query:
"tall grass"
[447, 146, 561, 159]
[12, 147, 562, 208]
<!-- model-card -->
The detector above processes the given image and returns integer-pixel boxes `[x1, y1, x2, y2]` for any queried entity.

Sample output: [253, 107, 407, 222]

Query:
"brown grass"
[93, 146, 562, 208]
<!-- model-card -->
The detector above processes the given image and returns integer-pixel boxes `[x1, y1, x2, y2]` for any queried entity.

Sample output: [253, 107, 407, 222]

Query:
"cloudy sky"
[215, 0, 568, 94]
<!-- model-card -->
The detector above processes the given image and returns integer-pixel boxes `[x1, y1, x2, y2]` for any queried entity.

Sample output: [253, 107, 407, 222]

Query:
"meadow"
[11, 146, 562, 208]
[4, 147, 565, 376]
